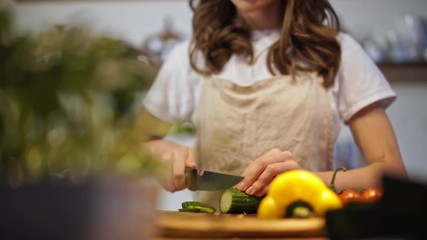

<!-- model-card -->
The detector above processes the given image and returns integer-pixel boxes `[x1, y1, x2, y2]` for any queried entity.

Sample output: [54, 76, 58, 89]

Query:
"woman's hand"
[144, 140, 197, 192]
[236, 148, 301, 197]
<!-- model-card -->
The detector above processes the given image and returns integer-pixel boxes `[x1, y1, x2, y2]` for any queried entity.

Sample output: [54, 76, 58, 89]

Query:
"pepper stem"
[328, 166, 347, 193]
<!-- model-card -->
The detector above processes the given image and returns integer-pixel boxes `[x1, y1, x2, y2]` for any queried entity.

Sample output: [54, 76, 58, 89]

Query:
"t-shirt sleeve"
[335, 33, 396, 123]
[142, 41, 196, 123]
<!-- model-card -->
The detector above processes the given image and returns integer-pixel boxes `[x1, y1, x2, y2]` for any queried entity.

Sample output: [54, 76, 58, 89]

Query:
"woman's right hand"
[144, 140, 197, 192]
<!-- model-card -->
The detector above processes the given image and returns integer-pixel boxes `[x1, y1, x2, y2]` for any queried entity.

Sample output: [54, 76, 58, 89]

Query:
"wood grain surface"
[154, 210, 327, 239]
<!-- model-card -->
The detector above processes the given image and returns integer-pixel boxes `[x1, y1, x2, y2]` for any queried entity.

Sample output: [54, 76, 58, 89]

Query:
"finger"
[254, 185, 269, 198]
[246, 160, 301, 196]
[156, 153, 177, 193]
[238, 150, 294, 191]
[245, 150, 291, 178]
[244, 161, 285, 196]
[185, 147, 197, 169]
[265, 148, 283, 156]
[172, 150, 187, 191]
[158, 178, 177, 193]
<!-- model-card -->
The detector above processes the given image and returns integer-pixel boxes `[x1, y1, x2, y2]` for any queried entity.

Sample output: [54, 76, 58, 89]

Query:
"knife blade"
[185, 168, 243, 191]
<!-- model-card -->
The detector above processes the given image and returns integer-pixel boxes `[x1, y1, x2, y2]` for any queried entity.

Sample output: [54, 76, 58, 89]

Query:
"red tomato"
[339, 189, 363, 205]
[362, 187, 383, 203]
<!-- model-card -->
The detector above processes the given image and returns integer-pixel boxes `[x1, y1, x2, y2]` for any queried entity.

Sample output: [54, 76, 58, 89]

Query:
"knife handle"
[185, 168, 198, 191]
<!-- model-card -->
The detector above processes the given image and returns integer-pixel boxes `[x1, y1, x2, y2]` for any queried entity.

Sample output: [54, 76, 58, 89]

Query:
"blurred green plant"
[0, 8, 163, 185]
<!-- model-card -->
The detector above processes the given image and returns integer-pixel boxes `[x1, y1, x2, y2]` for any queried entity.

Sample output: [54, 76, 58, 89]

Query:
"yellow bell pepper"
[258, 169, 343, 219]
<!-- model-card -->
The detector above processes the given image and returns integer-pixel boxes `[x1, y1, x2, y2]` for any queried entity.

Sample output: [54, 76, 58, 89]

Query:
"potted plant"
[0, 7, 163, 240]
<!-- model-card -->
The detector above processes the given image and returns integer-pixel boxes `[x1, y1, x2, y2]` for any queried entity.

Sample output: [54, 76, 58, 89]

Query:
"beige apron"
[193, 73, 334, 209]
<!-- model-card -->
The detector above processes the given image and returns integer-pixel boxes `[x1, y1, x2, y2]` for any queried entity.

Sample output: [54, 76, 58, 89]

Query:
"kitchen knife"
[185, 168, 243, 191]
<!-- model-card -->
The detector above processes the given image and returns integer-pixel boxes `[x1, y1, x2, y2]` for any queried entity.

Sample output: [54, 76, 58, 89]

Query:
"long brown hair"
[189, 0, 341, 87]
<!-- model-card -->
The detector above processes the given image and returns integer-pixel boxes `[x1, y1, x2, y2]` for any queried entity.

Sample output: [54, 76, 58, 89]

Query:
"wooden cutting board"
[154, 210, 327, 238]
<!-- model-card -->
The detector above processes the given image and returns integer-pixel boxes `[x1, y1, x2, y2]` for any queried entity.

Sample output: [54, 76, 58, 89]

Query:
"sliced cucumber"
[219, 188, 262, 214]
[178, 207, 201, 213]
[179, 201, 216, 213]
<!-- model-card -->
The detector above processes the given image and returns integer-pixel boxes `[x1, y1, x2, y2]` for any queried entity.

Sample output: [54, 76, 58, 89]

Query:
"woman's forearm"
[318, 101, 408, 192]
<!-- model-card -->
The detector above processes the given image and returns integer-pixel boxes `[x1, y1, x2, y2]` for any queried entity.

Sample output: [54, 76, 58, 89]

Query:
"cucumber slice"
[193, 205, 216, 213]
[179, 201, 216, 213]
[179, 207, 201, 212]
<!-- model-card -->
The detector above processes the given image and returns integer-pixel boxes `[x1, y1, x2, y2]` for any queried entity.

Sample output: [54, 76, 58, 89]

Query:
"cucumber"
[219, 188, 262, 214]
[179, 201, 216, 213]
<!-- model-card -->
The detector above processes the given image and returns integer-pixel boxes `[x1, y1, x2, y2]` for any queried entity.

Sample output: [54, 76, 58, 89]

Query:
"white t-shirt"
[143, 31, 396, 143]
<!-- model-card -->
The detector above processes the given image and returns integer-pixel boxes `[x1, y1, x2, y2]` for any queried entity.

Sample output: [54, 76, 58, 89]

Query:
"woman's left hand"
[236, 148, 301, 197]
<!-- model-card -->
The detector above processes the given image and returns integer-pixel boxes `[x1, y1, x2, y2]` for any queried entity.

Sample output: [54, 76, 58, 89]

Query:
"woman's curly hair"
[189, 0, 341, 87]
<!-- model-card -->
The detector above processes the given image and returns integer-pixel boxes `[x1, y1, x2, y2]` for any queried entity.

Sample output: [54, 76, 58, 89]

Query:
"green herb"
[0, 8, 163, 185]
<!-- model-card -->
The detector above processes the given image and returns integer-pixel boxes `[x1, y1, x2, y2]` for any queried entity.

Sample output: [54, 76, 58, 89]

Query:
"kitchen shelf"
[378, 62, 427, 83]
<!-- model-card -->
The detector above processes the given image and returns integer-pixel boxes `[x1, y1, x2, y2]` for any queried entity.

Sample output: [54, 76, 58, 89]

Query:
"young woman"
[139, 0, 407, 207]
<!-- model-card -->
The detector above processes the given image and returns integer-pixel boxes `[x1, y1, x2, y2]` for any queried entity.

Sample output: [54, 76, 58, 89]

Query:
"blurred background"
[3, 0, 427, 212]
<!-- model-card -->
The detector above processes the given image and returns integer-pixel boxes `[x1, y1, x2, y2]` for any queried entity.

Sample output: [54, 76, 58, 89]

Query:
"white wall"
[10, 0, 193, 47]
[387, 81, 427, 182]
[7, 0, 427, 210]
[9, 0, 427, 46]
[331, 0, 427, 39]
